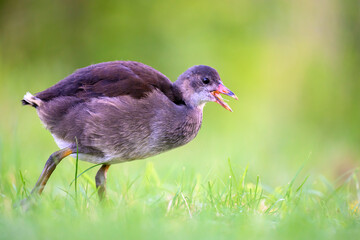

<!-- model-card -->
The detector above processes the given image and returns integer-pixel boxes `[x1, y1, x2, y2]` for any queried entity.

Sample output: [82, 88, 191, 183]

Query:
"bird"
[22, 61, 237, 199]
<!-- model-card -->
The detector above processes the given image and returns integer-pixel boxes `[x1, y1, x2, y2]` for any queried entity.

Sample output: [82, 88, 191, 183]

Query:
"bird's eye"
[202, 77, 210, 84]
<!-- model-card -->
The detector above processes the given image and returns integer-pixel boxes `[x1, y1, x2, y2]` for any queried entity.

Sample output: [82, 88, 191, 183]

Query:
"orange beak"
[211, 82, 238, 112]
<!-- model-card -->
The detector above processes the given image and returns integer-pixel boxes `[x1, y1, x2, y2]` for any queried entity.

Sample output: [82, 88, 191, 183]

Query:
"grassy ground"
[0, 156, 359, 240]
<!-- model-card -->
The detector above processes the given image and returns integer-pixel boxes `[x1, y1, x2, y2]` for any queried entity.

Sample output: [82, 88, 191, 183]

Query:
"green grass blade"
[75, 137, 79, 198]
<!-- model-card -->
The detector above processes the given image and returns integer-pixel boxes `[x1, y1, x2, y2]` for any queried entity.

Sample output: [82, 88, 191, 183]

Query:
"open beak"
[211, 82, 238, 112]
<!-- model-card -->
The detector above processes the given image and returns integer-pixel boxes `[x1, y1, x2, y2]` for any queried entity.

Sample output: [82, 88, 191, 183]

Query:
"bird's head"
[175, 65, 237, 111]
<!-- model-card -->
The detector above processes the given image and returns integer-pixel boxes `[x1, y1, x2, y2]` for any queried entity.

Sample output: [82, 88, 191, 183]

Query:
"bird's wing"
[36, 61, 184, 105]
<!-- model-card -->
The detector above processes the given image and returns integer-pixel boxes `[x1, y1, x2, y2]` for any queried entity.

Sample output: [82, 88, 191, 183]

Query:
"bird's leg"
[30, 147, 73, 195]
[95, 164, 110, 200]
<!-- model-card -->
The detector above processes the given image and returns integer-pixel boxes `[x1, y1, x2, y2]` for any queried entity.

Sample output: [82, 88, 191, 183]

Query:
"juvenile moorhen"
[22, 61, 237, 199]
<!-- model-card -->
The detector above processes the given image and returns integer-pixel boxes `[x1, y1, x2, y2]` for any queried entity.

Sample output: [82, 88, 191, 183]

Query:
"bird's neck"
[170, 106, 203, 148]
[174, 80, 205, 109]
[196, 103, 206, 111]
[183, 106, 203, 135]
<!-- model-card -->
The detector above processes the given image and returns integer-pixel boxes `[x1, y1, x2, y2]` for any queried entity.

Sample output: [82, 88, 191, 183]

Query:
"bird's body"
[28, 61, 204, 163]
[22, 61, 237, 198]
[47, 91, 203, 164]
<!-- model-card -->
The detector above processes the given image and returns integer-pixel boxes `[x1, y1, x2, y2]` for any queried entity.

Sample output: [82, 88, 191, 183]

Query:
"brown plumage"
[22, 61, 237, 199]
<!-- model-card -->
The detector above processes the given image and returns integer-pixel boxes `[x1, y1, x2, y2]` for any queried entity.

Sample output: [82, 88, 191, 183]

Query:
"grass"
[0, 157, 359, 240]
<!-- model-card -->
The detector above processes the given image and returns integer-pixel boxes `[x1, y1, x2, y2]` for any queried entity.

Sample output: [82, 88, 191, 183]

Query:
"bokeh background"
[0, 0, 359, 191]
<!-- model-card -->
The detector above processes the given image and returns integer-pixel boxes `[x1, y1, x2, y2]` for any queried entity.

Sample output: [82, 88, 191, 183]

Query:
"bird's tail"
[22, 92, 42, 108]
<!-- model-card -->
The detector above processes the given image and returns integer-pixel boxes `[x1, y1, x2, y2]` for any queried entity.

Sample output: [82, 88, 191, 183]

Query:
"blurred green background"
[0, 0, 359, 190]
